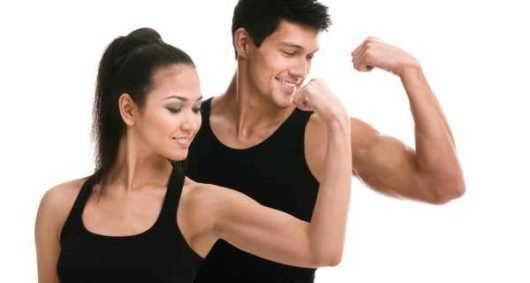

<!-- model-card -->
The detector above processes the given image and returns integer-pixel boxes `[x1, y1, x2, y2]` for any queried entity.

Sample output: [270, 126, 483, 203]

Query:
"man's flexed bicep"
[306, 115, 462, 204]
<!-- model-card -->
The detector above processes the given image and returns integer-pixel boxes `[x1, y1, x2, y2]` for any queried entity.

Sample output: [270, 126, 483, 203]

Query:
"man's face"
[246, 20, 320, 108]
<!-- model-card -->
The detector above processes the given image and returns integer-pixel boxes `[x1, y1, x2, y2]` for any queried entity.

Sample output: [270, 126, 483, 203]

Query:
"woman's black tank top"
[186, 98, 320, 283]
[57, 168, 203, 283]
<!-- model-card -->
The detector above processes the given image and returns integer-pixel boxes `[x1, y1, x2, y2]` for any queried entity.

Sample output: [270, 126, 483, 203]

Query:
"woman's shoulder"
[181, 177, 223, 207]
[183, 177, 246, 204]
[43, 178, 86, 208]
[36, 177, 88, 230]
[181, 178, 254, 215]
[180, 178, 235, 221]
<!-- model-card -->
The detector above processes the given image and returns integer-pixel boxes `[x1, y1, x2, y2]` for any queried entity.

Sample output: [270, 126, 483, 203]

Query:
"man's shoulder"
[306, 114, 379, 144]
[304, 114, 380, 178]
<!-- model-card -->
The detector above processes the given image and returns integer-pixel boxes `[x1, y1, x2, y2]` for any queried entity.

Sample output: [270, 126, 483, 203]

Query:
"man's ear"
[234, 27, 254, 60]
[118, 93, 138, 126]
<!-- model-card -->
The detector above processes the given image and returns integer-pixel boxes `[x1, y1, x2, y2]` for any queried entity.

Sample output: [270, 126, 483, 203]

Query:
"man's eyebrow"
[279, 42, 304, 49]
[279, 42, 319, 53]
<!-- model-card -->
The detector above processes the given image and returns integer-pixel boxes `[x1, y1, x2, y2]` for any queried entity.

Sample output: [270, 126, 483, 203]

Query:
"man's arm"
[306, 37, 464, 204]
[351, 37, 465, 204]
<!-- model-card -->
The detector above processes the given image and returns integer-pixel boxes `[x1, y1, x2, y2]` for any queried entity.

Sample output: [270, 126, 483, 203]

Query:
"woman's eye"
[167, 107, 181, 113]
[192, 106, 201, 113]
[283, 51, 296, 56]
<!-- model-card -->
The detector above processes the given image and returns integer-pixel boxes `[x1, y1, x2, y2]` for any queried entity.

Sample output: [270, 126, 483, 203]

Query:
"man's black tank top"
[57, 168, 203, 283]
[186, 98, 320, 283]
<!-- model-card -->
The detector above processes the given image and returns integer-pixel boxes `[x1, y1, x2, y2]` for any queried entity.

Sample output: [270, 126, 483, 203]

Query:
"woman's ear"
[118, 93, 138, 126]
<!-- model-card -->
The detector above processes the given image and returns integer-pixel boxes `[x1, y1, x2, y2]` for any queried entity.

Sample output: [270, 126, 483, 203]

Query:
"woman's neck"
[103, 135, 173, 193]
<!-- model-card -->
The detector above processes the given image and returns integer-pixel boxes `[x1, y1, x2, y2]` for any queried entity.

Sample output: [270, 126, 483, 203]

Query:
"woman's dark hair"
[92, 27, 194, 181]
[232, 0, 331, 58]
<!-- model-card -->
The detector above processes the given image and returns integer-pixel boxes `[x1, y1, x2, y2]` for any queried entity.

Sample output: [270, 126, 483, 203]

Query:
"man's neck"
[213, 73, 295, 139]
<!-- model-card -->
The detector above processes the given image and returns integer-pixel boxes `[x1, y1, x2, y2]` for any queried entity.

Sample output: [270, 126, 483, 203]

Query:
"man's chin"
[272, 93, 295, 108]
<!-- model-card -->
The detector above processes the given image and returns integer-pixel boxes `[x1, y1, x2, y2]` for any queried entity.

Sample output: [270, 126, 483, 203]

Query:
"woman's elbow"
[313, 249, 343, 267]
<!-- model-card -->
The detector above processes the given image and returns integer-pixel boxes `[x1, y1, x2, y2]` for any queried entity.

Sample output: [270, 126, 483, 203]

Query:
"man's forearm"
[401, 65, 465, 199]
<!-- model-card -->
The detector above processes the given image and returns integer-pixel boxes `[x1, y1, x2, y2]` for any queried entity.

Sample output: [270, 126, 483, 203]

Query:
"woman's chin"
[166, 150, 188, 162]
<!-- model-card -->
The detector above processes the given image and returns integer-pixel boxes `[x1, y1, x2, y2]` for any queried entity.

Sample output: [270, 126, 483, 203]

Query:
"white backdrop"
[1, 0, 529, 282]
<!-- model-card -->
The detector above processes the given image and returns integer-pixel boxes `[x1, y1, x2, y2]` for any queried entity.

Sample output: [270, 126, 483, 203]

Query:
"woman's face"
[130, 64, 202, 161]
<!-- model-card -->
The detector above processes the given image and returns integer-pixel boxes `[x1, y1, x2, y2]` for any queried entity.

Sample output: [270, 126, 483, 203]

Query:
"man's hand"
[293, 79, 348, 125]
[351, 37, 420, 76]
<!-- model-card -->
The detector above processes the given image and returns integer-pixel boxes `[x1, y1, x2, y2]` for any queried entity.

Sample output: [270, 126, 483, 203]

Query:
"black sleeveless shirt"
[57, 168, 203, 283]
[186, 98, 320, 283]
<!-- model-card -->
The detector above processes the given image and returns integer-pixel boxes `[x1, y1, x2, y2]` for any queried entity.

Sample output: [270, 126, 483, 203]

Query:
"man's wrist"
[397, 58, 421, 78]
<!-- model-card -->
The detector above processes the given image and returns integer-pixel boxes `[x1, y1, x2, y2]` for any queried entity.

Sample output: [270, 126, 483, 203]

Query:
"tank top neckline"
[77, 168, 183, 241]
[203, 97, 304, 153]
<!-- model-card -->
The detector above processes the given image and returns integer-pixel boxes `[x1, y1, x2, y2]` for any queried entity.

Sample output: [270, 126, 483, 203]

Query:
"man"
[186, 0, 465, 282]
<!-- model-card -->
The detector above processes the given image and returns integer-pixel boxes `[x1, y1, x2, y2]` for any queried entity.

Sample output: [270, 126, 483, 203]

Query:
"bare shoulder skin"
[35, 178, 86, 283]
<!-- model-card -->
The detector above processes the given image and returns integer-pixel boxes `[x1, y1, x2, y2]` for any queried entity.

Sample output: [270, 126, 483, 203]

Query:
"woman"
[35, 28, 351, 283]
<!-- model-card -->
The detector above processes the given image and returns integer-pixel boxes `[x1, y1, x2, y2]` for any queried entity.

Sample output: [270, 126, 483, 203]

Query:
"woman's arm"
[190, 79, 352, 268]
[35, 180, 82, 283]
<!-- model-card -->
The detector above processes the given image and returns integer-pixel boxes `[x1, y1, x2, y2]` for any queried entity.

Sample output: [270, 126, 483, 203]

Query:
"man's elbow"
[429, 177, 466, 205]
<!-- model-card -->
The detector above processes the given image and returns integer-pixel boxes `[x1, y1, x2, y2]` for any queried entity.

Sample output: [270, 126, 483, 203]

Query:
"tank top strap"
[159, 167, 186, 223]
[288, 108, 314, 131]
[270, 108, 314, 146]
[60, 171, 101, 240]
[201, 97, 313, 141]
[201, 97, 213, 123]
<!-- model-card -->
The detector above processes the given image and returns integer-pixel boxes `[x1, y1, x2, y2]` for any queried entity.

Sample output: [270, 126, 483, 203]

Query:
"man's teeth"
[278, 78, 297, 86]
[175, 137, 190, 144]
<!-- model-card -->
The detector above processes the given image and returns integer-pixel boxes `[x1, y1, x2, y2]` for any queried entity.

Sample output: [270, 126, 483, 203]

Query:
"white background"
[1, 0, 529, 282]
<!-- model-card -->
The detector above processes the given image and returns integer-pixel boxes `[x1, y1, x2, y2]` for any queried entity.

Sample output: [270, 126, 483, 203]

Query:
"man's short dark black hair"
[232, 0, 331, 57]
